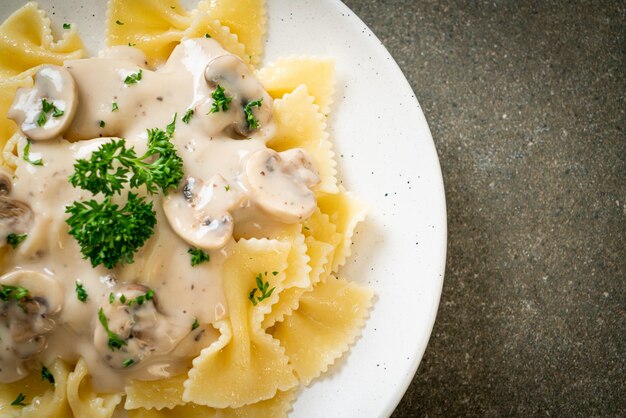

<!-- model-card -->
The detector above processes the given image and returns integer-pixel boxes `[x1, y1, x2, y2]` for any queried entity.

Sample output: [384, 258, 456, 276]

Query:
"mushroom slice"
[0, 197, 33, 248]
[0, 167, 12, 196]
[0, 270, 62, 383]
[8, 64, 78, 141]
[163, 174, 245, 250]
[94, 284, 187, 369]
[204, 54, 273, 138]
[243, 148, 321, 223]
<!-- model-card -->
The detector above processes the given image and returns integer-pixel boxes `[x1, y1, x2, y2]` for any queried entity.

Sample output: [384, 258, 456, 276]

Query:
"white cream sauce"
[0, 38, 319, 392]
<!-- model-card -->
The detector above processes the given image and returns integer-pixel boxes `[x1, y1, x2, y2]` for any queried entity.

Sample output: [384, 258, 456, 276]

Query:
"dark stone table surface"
[341, 1, 625, 416]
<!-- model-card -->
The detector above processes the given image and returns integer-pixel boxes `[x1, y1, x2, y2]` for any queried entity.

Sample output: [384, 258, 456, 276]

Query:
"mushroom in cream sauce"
[0, 271, 62, 382]
[162, 174, 245, 250]
[8, 65, 78, 141]
[204, 54, 273, 138]
[0, 196, 33, 249]
[243, 148, 320, 223]
[94, 284, 187, 369]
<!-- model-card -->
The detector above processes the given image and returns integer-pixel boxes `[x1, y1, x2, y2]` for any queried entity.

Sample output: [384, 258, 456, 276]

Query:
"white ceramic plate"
[0, 1, 447, 417]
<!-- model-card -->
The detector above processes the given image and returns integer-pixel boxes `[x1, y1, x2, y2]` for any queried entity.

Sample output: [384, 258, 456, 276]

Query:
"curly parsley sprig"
[69, 114, 183, 196]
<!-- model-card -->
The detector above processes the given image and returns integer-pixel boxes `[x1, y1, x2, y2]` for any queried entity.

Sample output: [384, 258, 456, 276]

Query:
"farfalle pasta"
[0, 1, 373, 417]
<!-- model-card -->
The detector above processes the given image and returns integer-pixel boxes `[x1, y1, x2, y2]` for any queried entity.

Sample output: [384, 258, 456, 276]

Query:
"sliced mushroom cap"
[0, 197, 33, 248]
[8, 64, 78, 141]
[0, 168, 12, 196]
[204, 55, 272, 138]
[163, 174, 245, 250]
[0, 270, 62, 383]
[94, 284, 186, 369]
[243, 148, 320, 223]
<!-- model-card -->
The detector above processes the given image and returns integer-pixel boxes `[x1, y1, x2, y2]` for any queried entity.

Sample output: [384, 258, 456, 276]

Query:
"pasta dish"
[0, 1, 373, 417]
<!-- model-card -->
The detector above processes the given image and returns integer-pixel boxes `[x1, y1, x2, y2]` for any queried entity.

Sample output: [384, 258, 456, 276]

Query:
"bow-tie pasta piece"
[272, 276, 374, 386]
[184, 239, 298, 408]
[106, 0, 192, 67]
[270, 84, 338, 194]
[0, 77, 32, 166]
[256, 57, 335, 115]
[0, 3, 85, 79]
[0, 359, 71, 418]
[67, 359, 123, 418]
[197, 0, 266, 66]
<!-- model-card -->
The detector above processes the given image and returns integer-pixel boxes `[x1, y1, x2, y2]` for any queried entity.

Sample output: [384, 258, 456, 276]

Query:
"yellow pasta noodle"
[256, 57, 336, 115]
[106, 0, 192, 66]
[67, 359, 123, 418]
[317, 190, 368, 272]
[0, 76, 32, 166]
[270, 85, 339, 194]
[124, 374, 187, 411]
[128, 389, 296, 418]
[184, 239, 298, 408]
[272, 277, 374, 385]
[197, 0, 266, 66]
[0, 359, 71, 418]
[182, 11, 251, 66]
[0, 2, 85, 79]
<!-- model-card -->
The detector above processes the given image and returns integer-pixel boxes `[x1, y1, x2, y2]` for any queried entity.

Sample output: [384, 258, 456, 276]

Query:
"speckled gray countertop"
[340, 1, 625, 416]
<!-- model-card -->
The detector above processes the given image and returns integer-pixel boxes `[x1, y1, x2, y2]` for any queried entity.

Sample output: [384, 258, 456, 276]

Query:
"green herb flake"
[112, 102, 119, 112]
[122, 358, 135, 368]
[6, 233, 27, 249]
[204, 33, 211, 38]
[192, 317, 199, 330]
[119, 294, 126, 304]
[98, 307, 127, 350]
[182, 108, 194, 124]
[188, 247, 210, 266]
[116, 20, 124, 25]
[128, 42, 136, 47]
[109, 292, 115, 304]
[224, 185, 230, 191]
[41, 366, 55, 385]
[99, 120, 106, 128]
[63, 23, 71, 29]
[208, 85, 232, 114]
[75, 280, 88, 302]
[23, 139, 43, 166]
[37, 98, 64, 127]
[243, 98, 263, 130]
[0, 284, 29, 302]
[126, 288, 154, 307]
[124, 69, 143, 85]
[11, 393, 27, 407]
[248, 272, 275, 306]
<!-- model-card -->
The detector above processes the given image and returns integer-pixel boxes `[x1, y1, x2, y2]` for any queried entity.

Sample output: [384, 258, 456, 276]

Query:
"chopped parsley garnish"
[124, 69, 143, 85]
[69, 115, 183, 196]
[243, 99, 263, 130]
[112, 102, 119, 112]
[192, 317, 199, 330]
[41, 366, 55, 385]
[65, 193, 156, 269]
[116, 20, 124, 25]
[0, 284, 29, 302]
[75, 280, 88, 302]
[63, 23, 71, 29]
[24, 139, 43, 166]
[248, 272, 276, 306]
[204, 33, 211, 38]
[224, 185, 231, 191]
[208, 85, 232, 114]
[182, 108, 194, 123]
[37, 98, 64, 127]
[11, 393, 27, 407]
[98, 307, 127, 350]
[109, 292, 115, 304]
[99, 120, 106, 128]
[6, 233, 27, 248]
[128, 42, 136, 47]
[123, 358, 135, 367]
[188, 248, 209, 266]
[126, 288, 154, 307]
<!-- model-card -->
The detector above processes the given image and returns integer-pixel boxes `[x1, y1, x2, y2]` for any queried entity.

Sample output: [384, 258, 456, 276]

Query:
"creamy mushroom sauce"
[0, 38, 320, 392]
